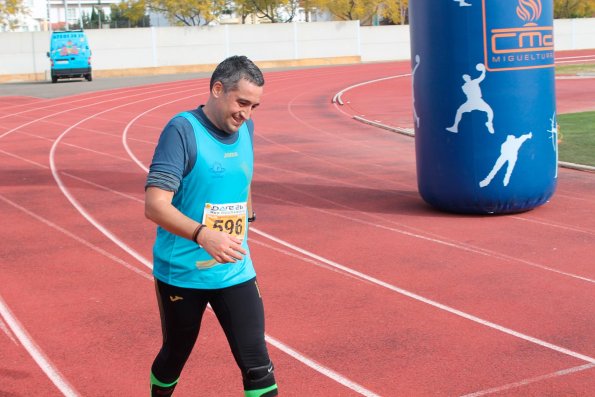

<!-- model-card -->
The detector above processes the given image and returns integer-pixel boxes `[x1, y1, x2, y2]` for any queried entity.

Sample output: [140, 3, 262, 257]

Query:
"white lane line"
[511, 214, 595, 237]
[0, 316, 19, 345]
[0, 79, 196, 120]
[251, 180, 594, 285]
[460, 363, 595, 397]
[332, 74, 411, 105]
[0, 148, 143, 206]
[557, 54, 595, 61]
[250, 227, 595, 366]
[122, 94, 205, 172]
[3, 140, 381, 396]
[556, 58, 595, 64]
[331, 50, 594, 108]
[17, 130, 135, 162]
[0, 194, 151, 280]
[250, 239, 368, 284]
[49, 87, 205, 270]
[1, 191, 380, 397]
[266, 335, 381, 397]
[0, 294, 80, 397]
[0, 148, 49, 168]
[0, 82, 204, 140]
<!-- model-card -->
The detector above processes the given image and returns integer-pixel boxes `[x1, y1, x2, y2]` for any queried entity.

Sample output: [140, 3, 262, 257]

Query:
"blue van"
[47, 30, 92, 83]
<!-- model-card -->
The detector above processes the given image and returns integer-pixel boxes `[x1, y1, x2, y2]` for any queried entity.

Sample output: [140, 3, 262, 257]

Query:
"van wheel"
[51, 76, 58, 83]
[85, 74, 93, 82]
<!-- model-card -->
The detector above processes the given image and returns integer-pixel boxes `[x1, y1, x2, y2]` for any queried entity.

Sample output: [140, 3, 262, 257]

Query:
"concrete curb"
[350, 114, 595, 174]
[352, 116, 415, 137]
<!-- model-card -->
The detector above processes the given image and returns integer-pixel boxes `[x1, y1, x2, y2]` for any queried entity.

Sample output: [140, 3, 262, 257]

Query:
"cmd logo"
[483, 0, 554, 71]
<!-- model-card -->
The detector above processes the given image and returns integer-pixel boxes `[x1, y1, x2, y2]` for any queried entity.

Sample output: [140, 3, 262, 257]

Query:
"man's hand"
[197, 227, 247, 263]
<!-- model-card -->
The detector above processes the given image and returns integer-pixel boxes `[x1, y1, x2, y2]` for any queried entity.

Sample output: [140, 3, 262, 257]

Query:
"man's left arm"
[247, 187, 255, 223]
[247, 119, 256, 224]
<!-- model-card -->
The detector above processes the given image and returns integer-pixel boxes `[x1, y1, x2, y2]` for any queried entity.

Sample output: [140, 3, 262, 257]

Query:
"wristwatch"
[248, 212, 256, 223]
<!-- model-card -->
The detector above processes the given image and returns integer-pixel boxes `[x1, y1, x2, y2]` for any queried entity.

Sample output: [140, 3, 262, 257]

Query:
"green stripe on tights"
[244, 384, 278, 397]
[150, 372, 179, 388]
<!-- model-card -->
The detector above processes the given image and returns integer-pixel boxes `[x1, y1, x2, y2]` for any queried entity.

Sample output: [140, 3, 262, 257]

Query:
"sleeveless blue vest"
[152, 112, 255, 289]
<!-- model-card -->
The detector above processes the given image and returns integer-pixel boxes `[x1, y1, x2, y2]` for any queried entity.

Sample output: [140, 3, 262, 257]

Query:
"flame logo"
[516, 0, 542, 26]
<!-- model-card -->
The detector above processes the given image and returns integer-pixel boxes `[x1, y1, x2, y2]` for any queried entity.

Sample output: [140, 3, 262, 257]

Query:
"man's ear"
[211, 81, 224, 98]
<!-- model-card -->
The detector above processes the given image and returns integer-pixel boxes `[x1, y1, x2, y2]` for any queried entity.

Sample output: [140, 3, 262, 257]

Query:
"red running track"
[337, 50, 595, 130]
[0, 59, 594, 397]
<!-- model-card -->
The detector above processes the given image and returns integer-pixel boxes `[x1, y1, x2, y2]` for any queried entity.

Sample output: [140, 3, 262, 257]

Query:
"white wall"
[0, 31, 48, 76]
[554, 18, 595, 51]
[1, 19, 594, 81]
[295, 21, 360, 59]
[360, 25, 411, 62]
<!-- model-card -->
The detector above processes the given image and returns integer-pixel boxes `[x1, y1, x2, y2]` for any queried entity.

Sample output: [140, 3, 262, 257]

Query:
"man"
[479, 132, 533, 188]
[446, 63, 494, 134]
[454, 0, 472, 6]
[145, 55, 278, 397]
[412, 54, 421, 128]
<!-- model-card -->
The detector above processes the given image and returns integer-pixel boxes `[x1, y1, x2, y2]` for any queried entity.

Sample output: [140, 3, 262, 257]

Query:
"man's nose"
[240, 107, 251, 120]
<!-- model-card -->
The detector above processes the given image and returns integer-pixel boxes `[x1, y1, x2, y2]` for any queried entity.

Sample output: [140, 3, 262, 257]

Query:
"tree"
[315, 0, 382, 25]
[244, 0, 299, 23]
[0, 0, 27, 30]
[380, 0, 408, 25]
[226, 0, 258, 24]
[554, 0, 595, 18]
[85, 6, 109, 29]
[111, 0, 150, 28]
[148, 0, 226, 26]
[300, 0, 319, 22]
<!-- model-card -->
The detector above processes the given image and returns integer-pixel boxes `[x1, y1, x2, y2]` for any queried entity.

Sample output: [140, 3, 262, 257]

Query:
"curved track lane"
[1, 60, 594, 396]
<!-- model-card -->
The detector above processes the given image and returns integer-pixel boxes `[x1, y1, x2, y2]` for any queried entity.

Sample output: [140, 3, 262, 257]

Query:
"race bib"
[202, 202, 247, 240]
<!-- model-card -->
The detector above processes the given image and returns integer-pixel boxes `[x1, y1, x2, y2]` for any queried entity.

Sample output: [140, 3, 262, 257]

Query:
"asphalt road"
[0, 72, 213, 99]
[0, 63, 336, 100]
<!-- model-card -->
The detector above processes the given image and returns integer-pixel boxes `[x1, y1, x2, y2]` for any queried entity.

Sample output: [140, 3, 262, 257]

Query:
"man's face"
[211, 78, 263, 134]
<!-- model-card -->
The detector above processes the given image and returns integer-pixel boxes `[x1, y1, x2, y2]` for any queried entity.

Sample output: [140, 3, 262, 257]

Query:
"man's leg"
[480, 156, 506, 187]
[480, 101, 495, 133]
[211, 278, 278, 397]
[503, 158, 517, 186]
[447, 104, 469, 132]
[151, 279, 209, 396]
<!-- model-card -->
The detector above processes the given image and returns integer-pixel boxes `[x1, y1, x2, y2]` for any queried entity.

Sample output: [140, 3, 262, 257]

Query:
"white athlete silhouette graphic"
[548, 111, 559, 178]
[446, 63, 494, 134]
[479, 132, 533, 188]
[412, 54, 421, 128]
[454, 0, 472, 6]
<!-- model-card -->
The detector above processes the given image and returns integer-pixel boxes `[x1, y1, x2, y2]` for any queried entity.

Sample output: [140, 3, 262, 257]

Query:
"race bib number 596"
[202, 202, 247, 240]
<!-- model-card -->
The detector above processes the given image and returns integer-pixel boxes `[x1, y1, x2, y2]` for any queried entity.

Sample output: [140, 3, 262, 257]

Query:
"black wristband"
[192, 224, 205, 244]
[248, 212, 256, 223]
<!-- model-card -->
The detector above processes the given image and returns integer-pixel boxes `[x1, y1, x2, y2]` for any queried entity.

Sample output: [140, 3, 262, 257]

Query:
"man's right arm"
[144, 118, 205, 247]
[144, 187, 200, 242]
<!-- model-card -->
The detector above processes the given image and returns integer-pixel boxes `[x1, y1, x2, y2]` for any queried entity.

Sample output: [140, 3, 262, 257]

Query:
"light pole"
[63, 0, 69, 30]
[78, 0, 83, 28]
[400, 0, 404, 25]
[46, 0, 52, 31]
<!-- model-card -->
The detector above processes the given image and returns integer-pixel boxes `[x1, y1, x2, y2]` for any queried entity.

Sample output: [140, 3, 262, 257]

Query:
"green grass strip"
[558, 111, 595, 167]
[556, 64, 595, 75]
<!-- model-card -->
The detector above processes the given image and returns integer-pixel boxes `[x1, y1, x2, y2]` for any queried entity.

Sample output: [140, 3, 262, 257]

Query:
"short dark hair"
[210, 55, 265, 92]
